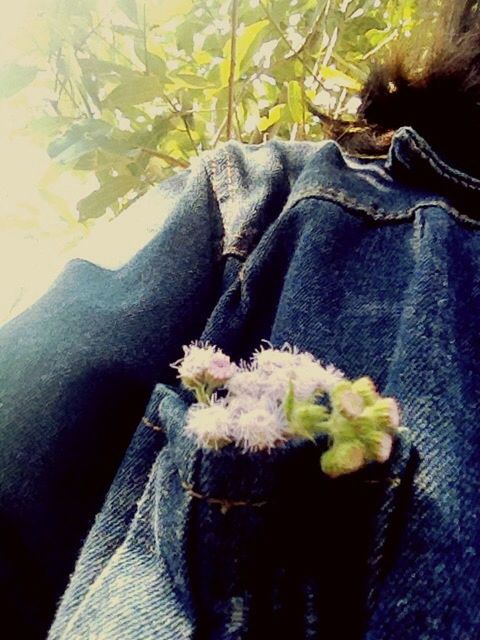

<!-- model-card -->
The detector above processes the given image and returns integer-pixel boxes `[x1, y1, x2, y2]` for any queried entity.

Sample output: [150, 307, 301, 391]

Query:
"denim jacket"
[1, 126, 479, 639]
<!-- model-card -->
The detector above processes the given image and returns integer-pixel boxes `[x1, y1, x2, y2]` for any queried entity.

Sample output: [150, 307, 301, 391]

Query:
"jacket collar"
[387, 126, 480, 219]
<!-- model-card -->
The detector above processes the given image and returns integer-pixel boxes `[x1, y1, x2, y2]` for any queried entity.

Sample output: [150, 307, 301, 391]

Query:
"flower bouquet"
[174, 341, 403, 477]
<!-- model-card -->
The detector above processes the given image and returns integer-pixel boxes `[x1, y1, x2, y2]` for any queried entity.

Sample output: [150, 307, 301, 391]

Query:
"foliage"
[0, 0, 424, 225]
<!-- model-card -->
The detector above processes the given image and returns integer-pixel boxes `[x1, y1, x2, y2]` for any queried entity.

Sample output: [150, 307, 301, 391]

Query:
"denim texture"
[49, 383, 414, 640]
[1, 126, 479, 638]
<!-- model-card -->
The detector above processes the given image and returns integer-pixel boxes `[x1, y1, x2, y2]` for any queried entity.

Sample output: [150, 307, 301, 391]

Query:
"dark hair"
[325, 1, 480, 177]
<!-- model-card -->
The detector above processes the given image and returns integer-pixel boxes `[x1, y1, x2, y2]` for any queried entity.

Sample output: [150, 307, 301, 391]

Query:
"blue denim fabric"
[0, 164, 224, 638]
[1, 126, 479, 638]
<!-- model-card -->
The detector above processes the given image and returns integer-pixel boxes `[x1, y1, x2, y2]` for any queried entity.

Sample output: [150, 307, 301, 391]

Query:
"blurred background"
[0, 0, 426, 325]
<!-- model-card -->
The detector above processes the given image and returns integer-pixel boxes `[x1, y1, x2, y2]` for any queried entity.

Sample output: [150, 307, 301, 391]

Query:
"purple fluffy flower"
[172, 341, 237, 392]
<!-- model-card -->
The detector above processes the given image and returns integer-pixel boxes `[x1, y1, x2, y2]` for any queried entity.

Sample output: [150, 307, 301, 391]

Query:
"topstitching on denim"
[203, 139, 321, 259]
[389, 126, 480, 192]
[283, 188, 480, 229]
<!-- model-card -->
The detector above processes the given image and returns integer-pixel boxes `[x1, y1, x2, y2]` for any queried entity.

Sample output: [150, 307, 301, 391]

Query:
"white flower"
[235, 402, 287, 452]
[252, 343, 311, 373]
[185, 393, 289, 453]
[225, 368, 271, 400]
[252, 344, 344, 400]
[288, 361, 336, 400]
[226, 395, 264, 419]
[315, 363, 345, 392]
[184, 400, 232, 449]
[173, 342, 236, 389]
[205, 351, 238, 385]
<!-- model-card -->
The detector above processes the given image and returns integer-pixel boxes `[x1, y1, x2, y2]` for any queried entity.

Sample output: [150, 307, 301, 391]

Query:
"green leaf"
[77, 175, 140, 221]
[26, 116, 75, 142]
[238, 4, 266, 26]
[221, 19, 270, 84]
[147, 0, 194, 26]
[319, 66, 362, 91]
[263, 79, 279, 103]
[147, 54, 168, 79]
[176, 21, 201, 55]
[176, 73, 214, 88]
[192, 49, 213, 65]
[294, 59, 304, 77]
[48, 120, 113, 164]
[268, 0, 294, 23]
[134, 40, 169, 78]
[112, 25, 143, 36]
[79, 58, 136, 79]
[258, 103, 285, 132]
[236, 19, 270, 72]
[73, 151, 98, 171]
[118, 0, 138, 24]
[58, 43, 82, 85]
[203, 33, 223, 57]
[287, 80, 304, 123]
[365, 28, 391, 47]
[0, 64, 39, 99]
[218, 58, 230, 88]
[104, 76, 162, 107]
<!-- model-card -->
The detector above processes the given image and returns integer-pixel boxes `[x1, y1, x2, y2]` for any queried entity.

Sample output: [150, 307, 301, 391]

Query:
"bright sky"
[0, 1, 208, 325]
[0, 1, 116, 324]
[1, 3, 77, 323]
[0, 2, 32, 59]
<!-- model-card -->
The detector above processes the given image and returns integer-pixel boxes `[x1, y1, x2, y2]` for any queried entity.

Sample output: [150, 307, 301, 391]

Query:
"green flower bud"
[331, 413, 358, 440]
[351, 376, 379, 405]
[370, 397, 401, 432]
[337, 390, 365, 419]
[289, 403, 329, 438]
[330, 380, 352, 401]
[361, 429, 394, 463]
[320, 440, 367, 478]
[355, 408, 378, 435]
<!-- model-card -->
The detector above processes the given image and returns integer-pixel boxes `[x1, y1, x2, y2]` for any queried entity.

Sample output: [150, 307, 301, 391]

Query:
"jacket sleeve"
[0, 156, 225, 638]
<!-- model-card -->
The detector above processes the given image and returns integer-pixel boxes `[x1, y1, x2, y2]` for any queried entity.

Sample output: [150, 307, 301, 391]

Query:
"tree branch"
[259, 0, 326, 92]
[139, 148, 190, 169]
[143, 3, 150, 74]
[227, 0, 239, 140]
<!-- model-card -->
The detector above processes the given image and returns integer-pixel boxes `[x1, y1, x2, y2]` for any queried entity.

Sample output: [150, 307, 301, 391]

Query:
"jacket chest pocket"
[153, 383, 416, 640]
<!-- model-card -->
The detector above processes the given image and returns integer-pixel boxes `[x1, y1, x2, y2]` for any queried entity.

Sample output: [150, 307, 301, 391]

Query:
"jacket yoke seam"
[285, 187, 480, 228]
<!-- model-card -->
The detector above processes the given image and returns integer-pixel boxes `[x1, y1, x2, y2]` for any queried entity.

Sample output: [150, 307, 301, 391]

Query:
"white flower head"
[252, 343, 308, 374]
[252, 343, 344, 401]
[205, 350, 238, 386]
[184, 399, 232, 449]
[173, 341, 237, 390]
[226, 394, 265, 419]
[316, 363, 345, 392]
[225, 367, 271, 400]
[235, 401, 287, 452]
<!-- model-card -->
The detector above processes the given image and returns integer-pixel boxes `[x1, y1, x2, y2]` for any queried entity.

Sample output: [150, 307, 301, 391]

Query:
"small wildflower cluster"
[170, 341, 404, 478]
